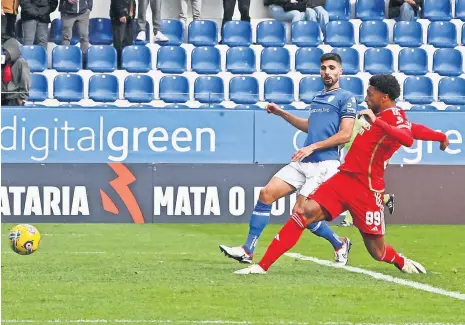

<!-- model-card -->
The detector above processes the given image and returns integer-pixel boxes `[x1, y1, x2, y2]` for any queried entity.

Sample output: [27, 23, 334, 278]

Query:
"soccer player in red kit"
[235, 74, 450, 275]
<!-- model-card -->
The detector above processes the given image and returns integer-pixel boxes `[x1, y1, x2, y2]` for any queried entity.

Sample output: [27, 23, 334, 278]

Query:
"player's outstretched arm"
[266, 103, 309, 132]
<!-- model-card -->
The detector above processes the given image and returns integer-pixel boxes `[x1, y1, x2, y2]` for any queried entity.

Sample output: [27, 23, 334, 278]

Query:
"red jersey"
[340, 107, 412, 192]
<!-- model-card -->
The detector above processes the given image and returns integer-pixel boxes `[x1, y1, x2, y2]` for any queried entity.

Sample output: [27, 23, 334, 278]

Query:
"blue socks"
[307, 221, 343, 250]
[243, 200, 272, 254]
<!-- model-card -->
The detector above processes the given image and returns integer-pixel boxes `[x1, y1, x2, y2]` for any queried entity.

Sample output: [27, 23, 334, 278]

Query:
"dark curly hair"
[369, 74, 401, 101]
[320, 53, 342, 65]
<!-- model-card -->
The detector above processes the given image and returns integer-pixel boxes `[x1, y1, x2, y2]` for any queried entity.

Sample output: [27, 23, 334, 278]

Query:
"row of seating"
[29, 73, 465, 106]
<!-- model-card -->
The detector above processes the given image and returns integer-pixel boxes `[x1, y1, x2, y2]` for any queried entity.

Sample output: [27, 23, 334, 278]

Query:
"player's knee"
[258, 187, 276, 204]
[296, 199, 321, 224]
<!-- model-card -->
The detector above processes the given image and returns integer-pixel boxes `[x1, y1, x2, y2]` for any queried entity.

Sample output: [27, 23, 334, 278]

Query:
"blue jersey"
[302, 88, 357, 163]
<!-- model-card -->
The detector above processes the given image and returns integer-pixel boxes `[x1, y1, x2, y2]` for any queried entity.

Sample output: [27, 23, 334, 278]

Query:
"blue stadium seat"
[52, 46, 82, 72]
[188, 20, 218, 46]
[264, 76, 294, 104]
[403, 76, 434, 105]
[49, 19, 79, 45]
[427, 22, 457, 48]
[398, 48, 428, 75]
[256, 20, 286, 47]
[325, 21, 354, 47]
[165, 104, 190, 109]
[59, 104, 82, 107]
[331, 48, 359, 75]
[229, 76, 259, 104]
[445, 105, 464, 111]
[159, 75, 190, 103]
[364, 48, 393, 74]
[122, 45, 152, 73]
[97, 104, 118, 108]
[20, 45, 47, 72]
[393, 21, 423, 47]
[131, 104, 154, 108]
[423, 0, 452, 20]
[433, 48, 463, 77]
[226, 47, 256, 74]
[438, 77, 465, 105]
[291, 21, 321, 47]
[198, 104, 225, 109]
[260, 47, 290, 74]
[87, 45, 117, 72]
[409, 105, 438, 111]
[89, 18, 113, 45]
[124, 74, 155, 103]
[456, 0, 465, 20]
[359, 21, 389, 47]
[295, 47, 324, 74]
[156, 46, 187, 74]
[222, 21, 252, 47]
[191, 46, 221, 74]
[160, 19, 184, 46]
[53, 74, 84, 102]
[463, 24, 465, 45]
[88, 74, 119, 102]
[355, 0, 385, 20]
[25, 104, 47, 108]
[340, 76, 364, 103]
[29, 74, 48, 102]
[299, 76, 324, 104]
[194, 76, 224, 103]
[325, 0, 351, 20]
[235, 104, 262, 110]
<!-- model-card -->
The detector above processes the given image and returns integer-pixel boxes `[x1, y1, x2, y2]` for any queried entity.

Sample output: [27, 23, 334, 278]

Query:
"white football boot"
[219, 245, 253, 264]
[334, 237, 352, 265]
[234, 264, 267, 275]
[398, 257, 427, 274]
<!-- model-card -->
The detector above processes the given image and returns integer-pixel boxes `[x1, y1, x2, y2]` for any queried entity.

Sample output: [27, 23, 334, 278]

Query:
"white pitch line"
[2, 321, 465, 325]
[285, 253, 465, 301]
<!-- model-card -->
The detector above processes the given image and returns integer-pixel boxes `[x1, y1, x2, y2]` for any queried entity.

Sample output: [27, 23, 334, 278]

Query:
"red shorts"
[309, 171, 385, 235]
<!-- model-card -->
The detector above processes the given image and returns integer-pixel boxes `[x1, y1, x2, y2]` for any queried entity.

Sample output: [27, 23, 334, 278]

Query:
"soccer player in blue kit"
[219, 53, 357, 265]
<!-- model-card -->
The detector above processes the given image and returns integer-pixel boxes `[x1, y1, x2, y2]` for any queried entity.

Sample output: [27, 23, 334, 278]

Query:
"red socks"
[258, 213, 307, 271]
[381, 244, 405, 269]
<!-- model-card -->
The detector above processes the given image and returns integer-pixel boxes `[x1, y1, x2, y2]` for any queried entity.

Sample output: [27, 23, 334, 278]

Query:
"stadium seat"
[122, 45, 152, 73]
[97, 104, 118, 108]
[340, 76, 364, 104]
[160, 19, 184, 46]
[409, 105, 437, 111]
[131, 104, 154, 108]
[25, 104, 47, 108]
[222, 21, 252, 47]
[403, 76, 434, 104]
[364, 48, 393, 74]
[199, 104, 226, 109]
[264, 76, 294, 104]
[256, 20, 286, 47]
[52, 46, 82, 72]
[49, 19, 79, 45]
[88, 74, 119, 102]
[331, 48, 359, 75]
[156, 46, 187, 74]
[124, 74, 155, 103]
[427, 22, 457, 48]
[438, 77, 465, 105]
[159, 75, 190, 103]
[398, 48, 428, 75]
[325, 21, 354, 47]
[456, 0, 465, 20]
[165, 104, 190, 109]
[291, 21, 321, 47]
[445, 105, 464, 111]
[359, 21, 389, 47]
[325, 0, 351, 20]
[29, 74, 48, 102]
[87, 45, 117, 72]
[59, 104, 82, 107]
[229, 76, 259, 104]
[432, 48, 463, 77]
[423, 0, 452, 20]
[53, 74, 84, 102]
[226, 47, 256, 74]
[295, 47, 324, 74]
[89, 18, 113, 45]
[463, 24, 465, 45]
[194, 76, 224, 103]
[188, 20, 218, 46]
[235, 104, 262, 110]
[20, 46, 47, 72]
[260, 47, 290, 74]
[299, 76, 324, 104]
[191, 46, 221, 74]
[393, 21, 423, 47]
[355, 0, 385, 20]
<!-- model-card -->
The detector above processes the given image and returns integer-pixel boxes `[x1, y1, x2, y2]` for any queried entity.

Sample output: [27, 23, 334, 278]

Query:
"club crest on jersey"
[327, 95, 335, 103]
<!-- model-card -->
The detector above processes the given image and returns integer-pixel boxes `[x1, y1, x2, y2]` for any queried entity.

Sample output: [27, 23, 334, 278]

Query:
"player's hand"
[266, 102, 284, 116]
[291, 145, 316, 162]
[440, 137, 449, 151]
[359, 109, 377, 124]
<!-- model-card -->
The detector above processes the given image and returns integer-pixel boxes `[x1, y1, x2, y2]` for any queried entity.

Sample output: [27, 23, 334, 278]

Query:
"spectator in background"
[222, 0, 251, 35]
[389, 0, 422, 21]
[179, 0, 202, 28]
[20, 0, 59, 50]
[305, 0, 328, 36]
[59, 0, 92, 60]
[1, 0, 19, 43]
[265, 0, 306, 23]
[1, 38, 30, 106]
[110, 0, 135, 69]
[136, 0, 168, 42]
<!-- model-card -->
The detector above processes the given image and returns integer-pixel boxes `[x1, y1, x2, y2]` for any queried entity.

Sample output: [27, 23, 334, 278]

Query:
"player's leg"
[384, 193, 395, 214]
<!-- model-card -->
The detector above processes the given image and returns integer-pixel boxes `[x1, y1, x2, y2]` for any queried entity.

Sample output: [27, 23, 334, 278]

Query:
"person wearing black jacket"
[389, 0, 422, 21]
[20, 0, 58, 50]
[110, 0, 135, 69]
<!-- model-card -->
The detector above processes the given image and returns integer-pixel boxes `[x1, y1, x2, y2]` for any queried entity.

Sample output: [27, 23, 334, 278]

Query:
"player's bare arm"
[266, 102, 309, 133]
[411, 122, 449, 151]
